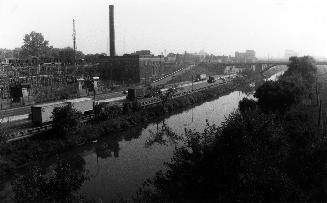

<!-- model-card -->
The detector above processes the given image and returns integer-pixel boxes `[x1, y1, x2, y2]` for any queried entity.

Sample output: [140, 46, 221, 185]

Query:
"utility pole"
[72, 19, 77, 66]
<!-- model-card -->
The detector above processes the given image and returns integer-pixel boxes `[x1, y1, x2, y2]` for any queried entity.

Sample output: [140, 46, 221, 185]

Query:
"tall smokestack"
[109, 5, 115, 57]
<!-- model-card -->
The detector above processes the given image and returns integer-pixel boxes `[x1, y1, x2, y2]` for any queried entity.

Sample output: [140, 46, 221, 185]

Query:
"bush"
[94, 103, 122, 121]
[52, 105, 82, 137]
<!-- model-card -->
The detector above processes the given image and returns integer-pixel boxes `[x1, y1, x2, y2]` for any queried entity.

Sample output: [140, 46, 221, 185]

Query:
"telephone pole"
[73, 19, 77, 66]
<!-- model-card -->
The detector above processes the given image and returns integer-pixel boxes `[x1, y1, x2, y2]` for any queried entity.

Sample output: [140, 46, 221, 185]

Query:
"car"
[122, 90, 128, 94]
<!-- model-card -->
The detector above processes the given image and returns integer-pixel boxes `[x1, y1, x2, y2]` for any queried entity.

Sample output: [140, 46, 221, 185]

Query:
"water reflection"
[95, 137, 120, 159]
[145, 120, 183, 147]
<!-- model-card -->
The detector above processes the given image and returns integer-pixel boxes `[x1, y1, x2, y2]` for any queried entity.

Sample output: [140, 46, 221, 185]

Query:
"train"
[31, 97, 125, 125]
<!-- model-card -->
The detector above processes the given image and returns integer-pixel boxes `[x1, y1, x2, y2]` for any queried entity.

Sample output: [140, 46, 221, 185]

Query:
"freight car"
[31, 101, 67, 125]
[31, 97, 93, 125]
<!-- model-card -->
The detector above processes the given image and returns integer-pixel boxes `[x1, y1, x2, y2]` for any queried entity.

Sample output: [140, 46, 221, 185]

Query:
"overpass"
[207, 60, 327, 73]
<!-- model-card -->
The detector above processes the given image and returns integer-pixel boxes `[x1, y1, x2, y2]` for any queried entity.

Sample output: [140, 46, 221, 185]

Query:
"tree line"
[0, 31, 106, 64]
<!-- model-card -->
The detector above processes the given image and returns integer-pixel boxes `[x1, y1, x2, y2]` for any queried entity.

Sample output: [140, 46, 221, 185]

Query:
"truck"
[31, 101, 66, 125]
[207, 75, 221, 83]
[65, 98, 93, 114]
[127, 87, 145, 100]
[195, 74, 207, 82]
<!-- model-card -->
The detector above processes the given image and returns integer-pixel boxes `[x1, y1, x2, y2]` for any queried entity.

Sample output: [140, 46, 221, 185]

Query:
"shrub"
[52, 105, 82, 137]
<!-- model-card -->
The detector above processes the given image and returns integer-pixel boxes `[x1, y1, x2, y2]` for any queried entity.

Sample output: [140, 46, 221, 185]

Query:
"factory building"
[98, 54, 164, 84]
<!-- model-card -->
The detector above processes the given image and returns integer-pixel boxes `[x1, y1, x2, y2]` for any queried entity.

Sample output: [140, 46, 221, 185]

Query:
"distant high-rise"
[109, 5, 115, 57]
[235, 50, 256, 62]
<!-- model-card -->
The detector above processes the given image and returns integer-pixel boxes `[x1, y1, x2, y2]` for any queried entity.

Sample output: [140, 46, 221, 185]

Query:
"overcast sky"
[0, 0, 327, 58]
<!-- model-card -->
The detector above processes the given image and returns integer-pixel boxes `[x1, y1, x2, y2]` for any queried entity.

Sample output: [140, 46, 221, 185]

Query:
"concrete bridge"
[208, 61, 327, 73]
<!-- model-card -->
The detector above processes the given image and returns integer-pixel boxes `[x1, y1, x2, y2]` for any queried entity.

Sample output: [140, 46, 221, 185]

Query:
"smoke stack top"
[109, 5, 115, 57]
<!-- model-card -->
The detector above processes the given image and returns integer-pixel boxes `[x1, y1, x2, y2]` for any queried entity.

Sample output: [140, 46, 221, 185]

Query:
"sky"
[0, 0, 327, 58]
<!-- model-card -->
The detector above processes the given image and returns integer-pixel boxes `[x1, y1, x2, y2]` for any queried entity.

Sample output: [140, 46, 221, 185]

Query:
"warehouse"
[98, 54, 164, 84]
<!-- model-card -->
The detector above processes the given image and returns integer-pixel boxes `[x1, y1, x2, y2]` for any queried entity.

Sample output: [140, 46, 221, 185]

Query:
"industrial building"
[98, 54, 164, 84]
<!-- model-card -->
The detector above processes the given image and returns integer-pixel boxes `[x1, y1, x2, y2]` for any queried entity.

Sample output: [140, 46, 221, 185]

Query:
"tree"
[254, 80, 303, 114]
[59, 47, 84, 64]
[94, 103, 122, 121]
[12, 48, 22, 58]
[52, 105, 82, 137]
[238, 98, 257, 115]
[158, 88, 177, 114]
[21, 31, 50, 58]
[12, 156, 89, 202]
[0, 125, 8, 145]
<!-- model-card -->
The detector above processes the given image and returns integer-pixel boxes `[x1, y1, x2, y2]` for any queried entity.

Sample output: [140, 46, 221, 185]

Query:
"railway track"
[5, 114, 94, 143]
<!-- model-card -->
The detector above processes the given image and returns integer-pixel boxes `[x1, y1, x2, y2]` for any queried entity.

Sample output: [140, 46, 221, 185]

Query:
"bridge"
[207, 60, 327, 73]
